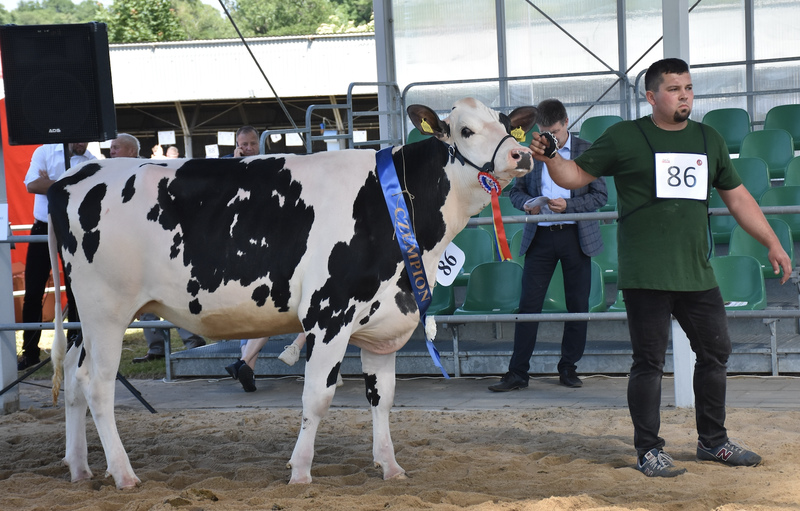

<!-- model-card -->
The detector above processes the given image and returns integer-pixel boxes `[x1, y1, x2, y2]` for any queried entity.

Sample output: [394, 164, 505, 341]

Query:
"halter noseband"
[447, 134, 515, 173]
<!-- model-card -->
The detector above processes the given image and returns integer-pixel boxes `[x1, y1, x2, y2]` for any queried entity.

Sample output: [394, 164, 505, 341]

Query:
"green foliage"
[9, 0, 99, 25]
[222, 0, 334, 37]
[173, 0, 236, 41]
[96, 0, 186, 43]
[1, 0, 374, 43]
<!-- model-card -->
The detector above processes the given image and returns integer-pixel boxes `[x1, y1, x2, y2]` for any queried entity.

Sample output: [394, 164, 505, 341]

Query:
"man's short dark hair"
[236, 125, 259, 139]
[535, 99, 568, 127]
[645, 58, 690, 92]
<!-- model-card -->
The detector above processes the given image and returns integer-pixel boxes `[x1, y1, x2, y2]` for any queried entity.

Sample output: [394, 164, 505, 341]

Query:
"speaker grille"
[0, 23, 117, 145]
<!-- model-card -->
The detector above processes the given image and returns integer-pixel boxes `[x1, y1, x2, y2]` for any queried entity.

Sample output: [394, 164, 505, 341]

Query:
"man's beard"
[673, 108, 691, 123]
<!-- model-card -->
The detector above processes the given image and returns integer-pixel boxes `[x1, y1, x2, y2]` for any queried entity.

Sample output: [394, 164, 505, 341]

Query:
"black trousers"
[508, 225, 591, 381]
[623, 287, 730, 457]
[21, 220, 79, 361]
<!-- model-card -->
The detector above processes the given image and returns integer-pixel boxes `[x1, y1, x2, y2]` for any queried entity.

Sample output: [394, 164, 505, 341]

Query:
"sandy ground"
[2, 403, 800, 511]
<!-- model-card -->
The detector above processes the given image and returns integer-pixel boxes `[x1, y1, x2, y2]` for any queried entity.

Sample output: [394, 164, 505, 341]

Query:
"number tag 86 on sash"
[654, 153, 708, 201]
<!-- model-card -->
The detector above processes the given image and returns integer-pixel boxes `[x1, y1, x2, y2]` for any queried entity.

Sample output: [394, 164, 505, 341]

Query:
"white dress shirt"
[24, 144, 96, 222]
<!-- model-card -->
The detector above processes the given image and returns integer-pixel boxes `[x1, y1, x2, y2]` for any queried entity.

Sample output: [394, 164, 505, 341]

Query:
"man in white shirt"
[20, 143, 95, 370]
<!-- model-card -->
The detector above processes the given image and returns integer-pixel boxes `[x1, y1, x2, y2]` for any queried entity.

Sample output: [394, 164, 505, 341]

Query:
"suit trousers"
[508, 224, 591, 381]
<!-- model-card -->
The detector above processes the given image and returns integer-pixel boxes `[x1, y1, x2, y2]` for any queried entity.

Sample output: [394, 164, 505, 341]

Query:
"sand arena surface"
[2, 403, 799, 510]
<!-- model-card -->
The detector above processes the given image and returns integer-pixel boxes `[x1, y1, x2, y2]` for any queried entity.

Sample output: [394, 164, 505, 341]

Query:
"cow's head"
[407, 98, 538, 187]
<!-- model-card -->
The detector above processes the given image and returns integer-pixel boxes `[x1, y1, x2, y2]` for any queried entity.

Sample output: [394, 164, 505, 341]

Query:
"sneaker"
[238, 364, 257, 392]
[636, 448, 687, 477]
[697, 439, 762, 467]
[488, 372, 528, 392]
[225, 359, 245, 380]
[278, 343, 301, 366]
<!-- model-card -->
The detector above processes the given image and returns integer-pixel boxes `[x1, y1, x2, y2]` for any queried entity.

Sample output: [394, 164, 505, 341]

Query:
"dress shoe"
[225, 359, 245, 380]
[559, 371, 583, 388]
[17, 357, 41, 371]
[132, 353, 165, 364]
[488, 372, 528, 392]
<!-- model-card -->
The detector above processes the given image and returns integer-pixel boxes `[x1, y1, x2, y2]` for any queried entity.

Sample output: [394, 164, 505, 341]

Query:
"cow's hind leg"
[287, 331, 349, 484]
[361, 350, 406, 480]
[83, 322, 140, 489]
[63, 341, 93, 482]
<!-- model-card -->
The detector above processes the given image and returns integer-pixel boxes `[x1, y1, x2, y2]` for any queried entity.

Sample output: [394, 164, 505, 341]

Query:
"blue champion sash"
[375, 147, 448, 378]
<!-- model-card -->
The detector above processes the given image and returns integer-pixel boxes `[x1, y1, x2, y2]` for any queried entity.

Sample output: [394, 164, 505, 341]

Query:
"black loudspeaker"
[0, 22, 117, 145]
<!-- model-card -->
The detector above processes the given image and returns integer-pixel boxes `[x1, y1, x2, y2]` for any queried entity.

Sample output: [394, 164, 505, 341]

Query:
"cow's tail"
[48, 215, 67, 406]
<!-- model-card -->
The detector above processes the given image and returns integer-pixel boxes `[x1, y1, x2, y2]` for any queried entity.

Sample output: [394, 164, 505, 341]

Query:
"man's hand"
[547, 198, 567, 213]
[523, 203, 541, 215]
[529, 132, 559, 160]
[769, 245, 794, 285]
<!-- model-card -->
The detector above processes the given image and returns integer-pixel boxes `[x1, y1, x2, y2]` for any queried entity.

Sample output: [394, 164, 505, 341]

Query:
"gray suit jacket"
[509, 135, 607, 257]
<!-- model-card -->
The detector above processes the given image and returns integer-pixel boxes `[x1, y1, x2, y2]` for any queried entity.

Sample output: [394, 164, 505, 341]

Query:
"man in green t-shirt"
[528, 58, 792, 478]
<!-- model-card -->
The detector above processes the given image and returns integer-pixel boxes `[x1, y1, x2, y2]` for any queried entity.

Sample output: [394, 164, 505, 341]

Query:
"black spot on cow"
[251, 284, 270, 307]
[364, 373, 380, 406]
[187, 280, 200, 296]
[48, 163, 105, 258]
[77, 183, 107, 262]
[326, 363, 341, 388]
[189, 298, 202, 314]
[306, 332, 315, 362]
[170, 233, 182, 259]
[303, 141, 450, 344]
[359, 300, 381, 325]
[78, 347, 86, 368]
[121, 175, 136, 203]
[146, 158, 313, 313]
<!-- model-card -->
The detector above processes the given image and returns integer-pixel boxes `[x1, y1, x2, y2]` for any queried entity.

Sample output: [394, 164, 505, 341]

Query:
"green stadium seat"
[710, 255, 766, 310]
[708, 189, 738, 244]
[453, 261, 522, 315]
[728, 218, 794, 280]
[607, 289, 626, 312]
[452, 228, 496, 286]
[702, 108, 751, 154]
[542, 260, 606, 313]
[599, 175, 617, 213]
[764, 104, 800, 151]
[731, 157, 771, 202]
[510, 229, 525, 266]
[782, 156, 800, 186]
[406, 127, 432, 144]
[478, 196, 525, 256]
[427, 283, 456, 316]
[593, 222, 618, 283]
[739, 129, 795, 180]
[578, 115, 623, 143]
[759, 186, 800, 240]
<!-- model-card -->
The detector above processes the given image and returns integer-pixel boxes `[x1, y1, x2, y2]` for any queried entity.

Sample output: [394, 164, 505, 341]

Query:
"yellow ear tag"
[421, 119, 434, 134]
[511, 126, 525, 142]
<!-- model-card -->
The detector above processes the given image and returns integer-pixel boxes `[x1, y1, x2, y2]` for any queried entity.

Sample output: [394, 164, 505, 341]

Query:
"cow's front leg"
[287, 331, 348, 484]
[63, 344, 93, 482]
[361, 350, 406, 480]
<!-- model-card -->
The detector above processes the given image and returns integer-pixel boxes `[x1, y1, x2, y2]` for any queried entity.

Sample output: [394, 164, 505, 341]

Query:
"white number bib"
[654, 152, 708, 200]
[436, 242, 465, 286]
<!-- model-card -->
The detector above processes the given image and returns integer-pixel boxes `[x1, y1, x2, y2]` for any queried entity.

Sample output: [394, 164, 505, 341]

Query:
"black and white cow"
[47, 97, 537, 488]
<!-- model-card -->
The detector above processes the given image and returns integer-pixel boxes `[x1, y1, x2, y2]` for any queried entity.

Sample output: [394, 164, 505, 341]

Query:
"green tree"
[222, 0, 334, 37]
[10, 0, 100, 25]
[96, 0, 186, 43]
[173, 0, 235, 40]
[330, 0, 372, 27]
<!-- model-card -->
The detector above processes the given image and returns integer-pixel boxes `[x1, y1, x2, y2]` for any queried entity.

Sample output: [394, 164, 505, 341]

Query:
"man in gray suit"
[489, 99, 607, 391]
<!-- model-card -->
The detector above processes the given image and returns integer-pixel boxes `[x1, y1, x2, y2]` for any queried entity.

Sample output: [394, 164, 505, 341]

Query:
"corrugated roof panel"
[109, 34, 377, 104]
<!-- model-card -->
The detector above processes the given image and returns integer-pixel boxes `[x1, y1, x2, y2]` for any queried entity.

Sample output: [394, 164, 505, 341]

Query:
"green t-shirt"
[575, 117, 742, 291]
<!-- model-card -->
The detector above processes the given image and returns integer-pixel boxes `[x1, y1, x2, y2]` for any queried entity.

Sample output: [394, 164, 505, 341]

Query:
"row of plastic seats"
[703, 104, 800, 180]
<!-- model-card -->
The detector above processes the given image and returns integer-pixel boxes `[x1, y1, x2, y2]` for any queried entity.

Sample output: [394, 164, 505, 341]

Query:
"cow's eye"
[461, 127, 474, 138]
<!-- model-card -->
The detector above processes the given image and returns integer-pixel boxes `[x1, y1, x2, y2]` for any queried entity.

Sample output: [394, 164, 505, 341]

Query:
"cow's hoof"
[64, 458, 93, 482]
[386, 471, 408, 481]
[288, 474, 312, 484]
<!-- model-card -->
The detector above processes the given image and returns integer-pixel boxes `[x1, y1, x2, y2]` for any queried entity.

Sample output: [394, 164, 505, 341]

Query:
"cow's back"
[48, 151, 386, 340]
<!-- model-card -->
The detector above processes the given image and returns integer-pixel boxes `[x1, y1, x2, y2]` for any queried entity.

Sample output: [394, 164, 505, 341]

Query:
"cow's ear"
[407, 105, 449, 140]
[508, 106, 539, 138]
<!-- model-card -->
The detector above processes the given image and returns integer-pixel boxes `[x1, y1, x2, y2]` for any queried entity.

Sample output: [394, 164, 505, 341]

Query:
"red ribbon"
[477, 172, 512, 261]
[490, 189, 513, 261]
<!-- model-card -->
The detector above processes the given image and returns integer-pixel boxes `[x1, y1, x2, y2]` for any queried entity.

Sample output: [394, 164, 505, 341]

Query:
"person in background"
[19, 142, 95, 370]
[109, 133, 140, 158]
[166, 146, 180, 158]
[489, 99, 606, 392]
[527, 57, 791, 478]
[222, 126, 260, 158]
